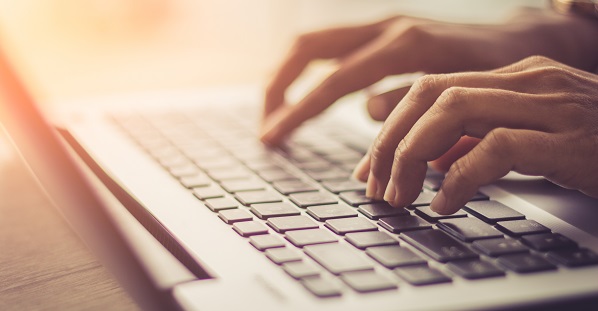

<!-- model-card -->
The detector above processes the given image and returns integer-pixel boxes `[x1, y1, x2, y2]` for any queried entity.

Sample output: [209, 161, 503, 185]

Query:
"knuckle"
[434, 86, 467, 114]
[292, 32, 319, 55]
[394, 138, 411, 164]
[522, 55, 554, 67]
[484, 128, 515, 157]
[369, 135, 389, 174]
[410, 74, 446, 99]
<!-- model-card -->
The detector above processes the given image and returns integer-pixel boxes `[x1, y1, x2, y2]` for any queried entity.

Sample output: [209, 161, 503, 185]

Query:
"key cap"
[265, 247, 302, 264]
[250, 202, 300, 219]
[409, 192, 436, 208]
[471, 238, 529, 257]
[366, 245, 426, 268]
[378, 215, 432, 233]
[340, 190, 382, 207]
[324, 217, 377, 235]
[307, 204, 358, 221]
[290, 192, 337, 208]
[208, 167, 252, 181]
[447, 260, 505, 279]
[168, 164, 201, 177]
[547, 248, 598, 267]
[235, 190, 283, 206]
[438, 217, 504, 242]
[358, 203, 409, 220]
[232, 221, 269, 237]
[394, 266, 451, 286]
[306, 168, 351, 181]
[496, 220, 550, 236]
[464, 200, 525, 224]
[321, 179, 367, 194]
[521, 233, 577, 251]
[258, 169, 297, 182]
[415, 206, 468, 222]
[423, 175, 444, 191]
[401, 229, 478, 262]
[193, 157, 238, 170]
[301, 277, 342, 297]
[220, 179, 266, 193]
[286, 229, 338, 247]
[272, 180, 318, 195]
[304, 243, 374, 275]
[203, 197, 238, 212]
[497, 253, 557, 273]
[345, 231, 399, 249]
[249, 235, 286, 251]
[340, 271, 397, 293]
[283, 261, 320, 279]
[218, 209, 252, 224]
[179, 174, 212, 188]
[193, 185, 226, 200]
[267, 215, 319, 233]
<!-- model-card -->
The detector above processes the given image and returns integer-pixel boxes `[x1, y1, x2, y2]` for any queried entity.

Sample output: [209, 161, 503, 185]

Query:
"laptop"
[1, 40, 598, 310]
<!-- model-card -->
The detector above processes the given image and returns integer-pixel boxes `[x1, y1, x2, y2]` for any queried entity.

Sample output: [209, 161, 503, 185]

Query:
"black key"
[447, 260, 505, 279]
[232, 221, 269, 237]
[265, 247, 302, 264]
[340, 190, 382, 207]
[498, 253, 557, 273]
[378, 215, 432, 233]
[235, 190, 283, 206]
[301, 277, 342, 297]
[415, 206, 468, 222]
[340, 271, 397, 293]
[423, 175, 444, 191]
[464, 200, 525, 224]
[401, 229, 478, 262]
[249, 235, 286, 251]
[220, 179, 266, 193]
[470, 192, 490, 201]
[472, 238, 529, 257]
[272, 180, 318, 195]
[366, 245, 426, 268]
[496, 220, 551, 236]
[207, 167, 252, 181]
[438, 217, 504, 242]
[307, 204, 358, 221]
[204, 197, 238, 211]
[306, 168, 351, 181]
[304, 243, 374, 275]
[409, 192, 436, 208]
[358, 203, 409, 220]
[345, 231, 399, 249]
[325, 218, 377, 235]
[289, 192, 337, 208]
[250, 202, 300, 219]
[193, 185, 226, 200]
[547, 248, 598, 267]
[521, 233, 577, 251]
[286, 229, 338, 247]
[179, 174, 211, 188]
[321, 179, 366, 194]
[283, 261, 320, 279]
[267, 215, 319, 233]
[394, 266, 451, 286]
[258, 169, 297, 182]
[218, 209, 252, 224]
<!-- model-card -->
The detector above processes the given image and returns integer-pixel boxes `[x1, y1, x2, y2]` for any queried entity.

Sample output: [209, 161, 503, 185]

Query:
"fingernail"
[365, 173, 379, 198]
[352, 156, 370, 181]
[431, 189, 447, 214]
[383, 179, 397, 204]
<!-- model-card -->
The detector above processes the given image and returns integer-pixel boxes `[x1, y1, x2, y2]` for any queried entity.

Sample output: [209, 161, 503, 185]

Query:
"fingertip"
[430, 189, 452, 215]
[352, 155, 370, 182]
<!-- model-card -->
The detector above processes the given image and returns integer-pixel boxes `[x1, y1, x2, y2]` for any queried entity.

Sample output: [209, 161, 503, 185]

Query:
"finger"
[366, 86, 411, 121]
[429, 136, 480, 172]
[431, 128, 561, 214]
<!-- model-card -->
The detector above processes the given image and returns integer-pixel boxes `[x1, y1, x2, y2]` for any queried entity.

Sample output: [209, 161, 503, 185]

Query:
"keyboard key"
[250, 202, 300, 219]
[521, 233, 577, 251]
[283, 261, 320, 279]
[306, 204, 358, 221]
[447, 260, 505, 279]
[340, 271, 397, 293]
[232, 221, 269, 237]
[464, 200, 525, 224]
[325, 217, 378, 235]
[437, 217, 504, 242]
[304, 243, 374, 275]
[203, 197, 239, 211]
[496, 220, 551, 236]
[286, 229, 338, 247]
[409, 192, 436, 208]
[415, 206, 468, 222]
[394, 266, 451, 286]
[366, 245, 426, 268]
[472, 238, 529, 257]
[289, 192, 337, 208]
[345, 231, 399, 249]
[267, 215, 319, 233]
[220, 179, 266, 193]
[423, 174, 444, 191]
[321, 179, 366, 194]
[193, 185, 226, 200]
[301, 277, 342, 297]
[272, 180, 318, 195]
[547, 248, 598, 267]
[497, 253, 557, 273]
[249, 235, 286, 251]
[265, 247, 302, 264]
[168, 164, 201, 177]
[340, 190, 382, 206]
[179, 174, 211, 188]
[358, 203, 409, 220]
[306, 168, 351, 181]
[401, 229, 478, 262]
[258, 169, 297, 182]
[378, 215, 432, 233]
[218, 209, 252, 224]
[235, 190, 283, 206]
[207, 167, 252, 181]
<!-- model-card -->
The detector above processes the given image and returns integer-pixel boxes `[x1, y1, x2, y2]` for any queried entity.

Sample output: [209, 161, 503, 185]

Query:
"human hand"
[261, 8, 598, 145]
[352, 56, 598, 215]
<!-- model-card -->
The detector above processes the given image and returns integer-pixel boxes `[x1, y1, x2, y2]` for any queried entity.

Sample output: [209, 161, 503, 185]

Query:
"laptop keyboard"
[111, 107, 598, 298]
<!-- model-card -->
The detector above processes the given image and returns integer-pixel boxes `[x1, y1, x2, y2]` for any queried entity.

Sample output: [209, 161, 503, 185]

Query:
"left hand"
[352, 55, 598, 214]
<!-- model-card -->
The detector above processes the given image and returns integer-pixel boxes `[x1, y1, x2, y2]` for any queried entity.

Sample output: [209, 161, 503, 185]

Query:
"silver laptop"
[2, 40, 598, 310]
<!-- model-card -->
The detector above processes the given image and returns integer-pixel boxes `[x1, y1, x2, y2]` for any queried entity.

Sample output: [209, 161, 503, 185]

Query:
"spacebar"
[304, 243, 374, 275]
